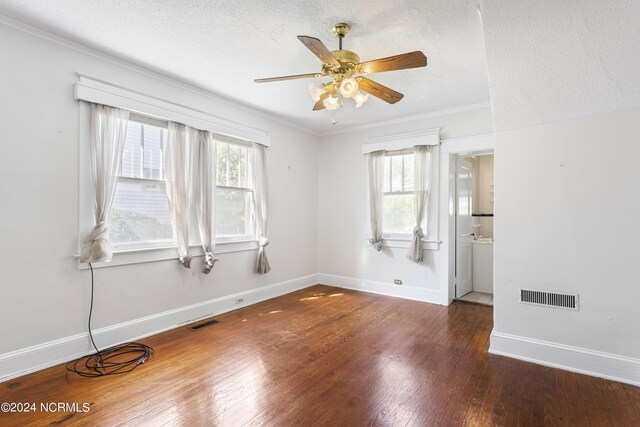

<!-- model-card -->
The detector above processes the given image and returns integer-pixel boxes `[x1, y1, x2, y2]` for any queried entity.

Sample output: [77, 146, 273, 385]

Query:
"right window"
[215, 139, 255, 241]
[382, 151, 415, 235]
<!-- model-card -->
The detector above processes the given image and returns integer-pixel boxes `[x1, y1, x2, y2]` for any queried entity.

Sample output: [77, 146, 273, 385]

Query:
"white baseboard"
[0, 274, 319, 383]
[318, 273, 442, 305]
[490, 331, 640, 387]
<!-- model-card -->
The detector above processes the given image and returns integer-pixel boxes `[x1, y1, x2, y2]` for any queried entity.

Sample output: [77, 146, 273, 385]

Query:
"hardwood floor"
[1, 285, 638, 426]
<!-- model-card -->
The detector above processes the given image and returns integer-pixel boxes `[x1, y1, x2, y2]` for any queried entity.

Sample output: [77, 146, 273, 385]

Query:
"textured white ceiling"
[0, 0, 491, 134]
[479, 0, 640, 131]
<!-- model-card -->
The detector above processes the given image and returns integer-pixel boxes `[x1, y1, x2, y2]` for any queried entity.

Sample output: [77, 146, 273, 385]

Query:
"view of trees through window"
[216, 141, 253, 239]
[382, 152, 415, 234]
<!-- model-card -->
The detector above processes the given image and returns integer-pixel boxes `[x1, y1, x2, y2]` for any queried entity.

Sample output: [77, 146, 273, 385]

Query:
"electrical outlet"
[394, 279, 402, 285]
[235, 297, 244, 305]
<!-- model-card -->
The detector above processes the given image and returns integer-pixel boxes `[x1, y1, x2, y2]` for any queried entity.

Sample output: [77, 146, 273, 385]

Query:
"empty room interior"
[1, 0, 639, 425]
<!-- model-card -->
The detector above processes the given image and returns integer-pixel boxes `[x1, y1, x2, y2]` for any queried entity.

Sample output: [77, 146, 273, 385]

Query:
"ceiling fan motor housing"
[323, 49, 360, 83]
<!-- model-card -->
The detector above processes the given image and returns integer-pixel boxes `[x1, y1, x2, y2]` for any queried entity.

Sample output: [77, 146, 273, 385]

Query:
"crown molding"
[0, 14, 318, 137]
[318, 102, 492, 137]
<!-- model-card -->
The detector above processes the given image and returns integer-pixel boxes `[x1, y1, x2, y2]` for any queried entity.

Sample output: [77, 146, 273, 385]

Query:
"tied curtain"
[194, 131, 217, 274]
[165, 123, 197, 268]
[407, 145, 432, 262]
[252, 144, 271, 274]
[165, 123, 219, 273]
[79, 103, 130, 263]
[367, 150, 385, 251]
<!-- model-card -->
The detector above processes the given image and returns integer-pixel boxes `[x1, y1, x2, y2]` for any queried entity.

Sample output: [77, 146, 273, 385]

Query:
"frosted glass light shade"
[308, 83, 325, 102]
[323, 94, 342, 111]
[339, 78, 359, 98]
[353, 91, 369, 108]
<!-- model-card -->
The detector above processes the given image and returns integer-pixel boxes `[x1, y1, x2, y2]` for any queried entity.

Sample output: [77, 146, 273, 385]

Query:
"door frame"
[439, 134, 495, 305]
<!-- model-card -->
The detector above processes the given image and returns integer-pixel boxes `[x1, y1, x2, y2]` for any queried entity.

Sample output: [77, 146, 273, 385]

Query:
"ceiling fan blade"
[358, 51, 427, 74]
[255, 72, 322, 83]
[357, 77, 404, 104]
[297, 36, 341, 67]
[313, 92, 329, 111]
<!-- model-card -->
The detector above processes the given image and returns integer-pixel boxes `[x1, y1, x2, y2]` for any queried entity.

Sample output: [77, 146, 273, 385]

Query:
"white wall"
[494, 109, 640, 358]
[317, 107, 494, 302]
[480, 0, 640, 382]
[0, 20, 319, 368]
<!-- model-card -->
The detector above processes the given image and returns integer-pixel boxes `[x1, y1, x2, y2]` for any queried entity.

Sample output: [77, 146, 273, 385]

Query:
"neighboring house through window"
[110, 114, 173, 249]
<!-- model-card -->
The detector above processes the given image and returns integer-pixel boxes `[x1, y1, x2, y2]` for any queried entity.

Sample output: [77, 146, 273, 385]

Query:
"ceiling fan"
[255, 23, 427, 111]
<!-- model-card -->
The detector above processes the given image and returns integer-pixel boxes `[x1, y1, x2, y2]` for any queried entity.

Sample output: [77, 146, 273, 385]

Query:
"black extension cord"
[65, 263, 154, 377]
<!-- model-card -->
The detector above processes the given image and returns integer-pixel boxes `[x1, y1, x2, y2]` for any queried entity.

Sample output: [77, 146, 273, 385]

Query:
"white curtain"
[407, 145, 432, 262]
[195, 131, 217, 274]
[165, 122, 197, 268]
[79, 103, 130, 263]
[252, 144, 271, 274]
[368, 150, 385, 251]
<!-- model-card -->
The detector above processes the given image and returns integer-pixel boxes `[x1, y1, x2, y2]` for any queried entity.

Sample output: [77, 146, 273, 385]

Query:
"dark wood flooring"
[1, 285, 638, 426]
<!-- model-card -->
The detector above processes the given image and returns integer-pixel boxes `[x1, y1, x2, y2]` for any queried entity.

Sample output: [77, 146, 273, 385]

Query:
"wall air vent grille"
[519, 288, 578, 310]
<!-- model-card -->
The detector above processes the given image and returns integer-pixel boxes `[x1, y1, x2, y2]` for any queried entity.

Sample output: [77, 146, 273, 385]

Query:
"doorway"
[455, 152, 494, 305]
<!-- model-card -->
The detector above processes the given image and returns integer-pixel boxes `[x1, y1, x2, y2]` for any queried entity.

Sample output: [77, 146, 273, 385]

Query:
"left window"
[109, 114, 174, 248]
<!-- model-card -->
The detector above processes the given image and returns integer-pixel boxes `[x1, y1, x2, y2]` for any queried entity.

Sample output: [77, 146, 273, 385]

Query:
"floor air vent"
[190, 319, 219, 331]
[519, 288, 578, 310]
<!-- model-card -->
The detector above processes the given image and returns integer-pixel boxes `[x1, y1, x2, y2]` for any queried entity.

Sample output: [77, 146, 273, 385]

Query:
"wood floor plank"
[0, 285, 638, 427]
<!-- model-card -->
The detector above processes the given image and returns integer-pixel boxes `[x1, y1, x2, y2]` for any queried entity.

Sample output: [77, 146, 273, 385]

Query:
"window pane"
[109, 180, 173, 243]
[216, 141, 249, 188]
[227, 144, 242, 187]
[121, 122, 142, 178]
[143, 125, 164, 180]
[217, 141, 228, 186]
[391, 155, 403, 192]
[216, 188, 253, 238]
[382, 157, 391, 193]
[383, 193, 414, 234]
[403, 154, 414, 192]
[238, 145, 248, 187]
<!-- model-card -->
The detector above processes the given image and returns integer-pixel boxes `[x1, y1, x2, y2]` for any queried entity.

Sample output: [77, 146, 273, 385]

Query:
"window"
[216, 139, 254, 241]
[109, 116, 174, 248]
[106, 114, 256, 251]
[382, 151, 415, 235]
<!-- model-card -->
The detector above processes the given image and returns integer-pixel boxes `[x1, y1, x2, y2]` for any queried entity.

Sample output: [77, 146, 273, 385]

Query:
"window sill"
[366, 236, 441, 250]
[75, 239, 259, 270]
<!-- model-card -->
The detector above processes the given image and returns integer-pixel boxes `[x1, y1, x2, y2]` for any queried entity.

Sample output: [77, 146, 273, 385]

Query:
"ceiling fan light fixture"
[339, 77, 359, 98]
[323, 94, 342, 110]
[308, 83, 325, 102]
[353, 91, 369, 108]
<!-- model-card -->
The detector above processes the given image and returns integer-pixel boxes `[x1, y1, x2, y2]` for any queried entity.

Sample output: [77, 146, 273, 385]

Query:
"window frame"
[364, 144, 441, 251]
[214, 138, 256, 243]
[382, 149, 417, 239]
[109, 114, 175, 252]
[77, 103, 259, 269]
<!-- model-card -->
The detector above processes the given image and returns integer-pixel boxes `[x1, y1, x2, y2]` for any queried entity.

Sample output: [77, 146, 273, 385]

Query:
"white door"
[456, 158, 473, 298]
